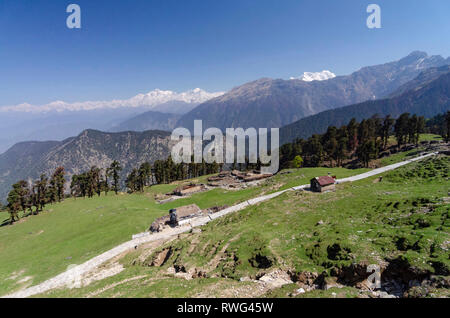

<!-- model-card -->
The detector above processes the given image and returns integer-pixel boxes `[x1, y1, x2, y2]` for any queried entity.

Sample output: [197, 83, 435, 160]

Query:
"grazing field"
[0, 167, 370, 296]
[379, 147, 426, 166]
[36, 156, 449, 298]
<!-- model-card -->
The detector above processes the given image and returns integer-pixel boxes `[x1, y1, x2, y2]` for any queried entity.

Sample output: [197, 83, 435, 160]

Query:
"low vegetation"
[280, 111, 450, 169]
[33, 156, 450, 298]
[0, 165, 370, 296]
[0, 111, 448, 298]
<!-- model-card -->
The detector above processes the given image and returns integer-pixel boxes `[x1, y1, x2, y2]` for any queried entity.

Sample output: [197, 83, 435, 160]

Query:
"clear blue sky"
[0, 0, 449, 105]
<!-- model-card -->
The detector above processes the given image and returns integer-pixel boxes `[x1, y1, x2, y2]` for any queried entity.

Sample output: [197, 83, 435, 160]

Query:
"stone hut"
[172, 184, 205, 196]
[310, 176, 336, 193]
[149, 204, 203, 233]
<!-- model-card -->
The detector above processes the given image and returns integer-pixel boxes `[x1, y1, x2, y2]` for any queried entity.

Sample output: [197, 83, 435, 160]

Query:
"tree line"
[70, 160, 122, 198]
[3, 154, 226, 224]
[71, 156, 224, 196]
[3, 111, 448, 224]
[5, 167, 65, 224]
[280, 112, 431, 169]
[3, 160, 123, 225]
[127, 156, 223, 193]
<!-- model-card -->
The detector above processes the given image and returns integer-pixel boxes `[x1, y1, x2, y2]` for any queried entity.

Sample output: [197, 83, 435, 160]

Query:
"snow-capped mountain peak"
[0, 88, 225, 113]
[290, 70, 336, 82]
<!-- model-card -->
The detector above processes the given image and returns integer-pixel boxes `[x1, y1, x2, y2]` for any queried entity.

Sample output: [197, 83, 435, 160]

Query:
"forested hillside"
[280, 70, 450, 144]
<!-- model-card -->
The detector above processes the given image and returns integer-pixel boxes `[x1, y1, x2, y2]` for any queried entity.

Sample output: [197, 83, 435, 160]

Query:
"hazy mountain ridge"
[0, 89, 222, 154]
[0, 130, 174, 202]
[389, 64, 450, 97]
[0, 88, 224, 113]
[177, 51, 450, 131]
[280, 69, 450, 144]
[1, 51, 449, 201]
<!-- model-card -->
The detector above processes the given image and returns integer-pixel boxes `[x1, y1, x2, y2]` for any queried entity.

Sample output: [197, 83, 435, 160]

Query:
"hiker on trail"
[169, 208, 178, 227]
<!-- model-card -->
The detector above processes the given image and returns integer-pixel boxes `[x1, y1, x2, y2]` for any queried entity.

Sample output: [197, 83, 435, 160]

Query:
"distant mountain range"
[1, 51, 448, 155]
[0, 88, 224, 113]
[0, 130, 174, 202]
[280, 66, 450, 144]
[1, 51, 449, 202]
[176, 51, 449, 132]
[0, 88, 223, 154]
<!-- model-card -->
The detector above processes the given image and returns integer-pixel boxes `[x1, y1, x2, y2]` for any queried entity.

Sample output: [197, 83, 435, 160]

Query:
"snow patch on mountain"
[290, 70, 336, 82]
[0, 88, 225, 113]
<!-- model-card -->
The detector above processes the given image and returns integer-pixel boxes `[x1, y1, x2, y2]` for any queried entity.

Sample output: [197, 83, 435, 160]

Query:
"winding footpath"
[3, 152, 439, 298]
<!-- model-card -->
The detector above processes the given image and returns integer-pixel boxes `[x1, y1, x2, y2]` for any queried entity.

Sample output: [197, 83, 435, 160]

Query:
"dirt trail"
[3, 152, 438, 298]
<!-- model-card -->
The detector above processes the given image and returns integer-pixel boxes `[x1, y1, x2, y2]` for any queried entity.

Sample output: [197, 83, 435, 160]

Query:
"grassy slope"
[0, 168, 369, 296]
[40, 156, 449, 298]
[379, 148, 425, 166]
[378, 134, 442, 167]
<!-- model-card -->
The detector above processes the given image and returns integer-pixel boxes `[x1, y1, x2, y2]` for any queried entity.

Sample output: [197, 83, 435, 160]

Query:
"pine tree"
[6, 181, 28, 224]
[347, 118, 359, 153]
[382, 115, 394, 149]
[89, 166, 101, 197]
[37, 174, 48, 211]
[323, 126, 338, 167]
[408, 115, 419, 144]
[50, 167, 66, 202]
[6, 187, 21, 224]
[126, 168, 139, 193]
[395, 113, 410, 148]
[103, 169, 110, 196]
[336, 136, 348, 167]
[108, 161, 122, 195]
[357, 140, 377, 168]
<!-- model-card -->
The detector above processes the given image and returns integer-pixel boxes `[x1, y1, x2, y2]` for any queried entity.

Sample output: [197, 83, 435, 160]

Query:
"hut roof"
[175, 204, 202, 218]
[313, 176, 336, 186]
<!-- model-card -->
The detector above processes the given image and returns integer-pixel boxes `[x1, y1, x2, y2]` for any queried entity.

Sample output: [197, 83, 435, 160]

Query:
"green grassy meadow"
[0, 167, 369, 296]
[36, 156, 450, 298]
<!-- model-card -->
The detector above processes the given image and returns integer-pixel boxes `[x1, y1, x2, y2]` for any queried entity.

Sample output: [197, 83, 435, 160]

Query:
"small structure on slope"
[207, 170, 273, 188]
[310, 176, 336, 193]
[175, 204, 203, 220]
[171, 184, 206, 196]
[149, 203, 229, 233]
[150, 204, 203, 232]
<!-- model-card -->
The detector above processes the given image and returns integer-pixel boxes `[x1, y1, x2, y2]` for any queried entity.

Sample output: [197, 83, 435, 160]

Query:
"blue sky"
[0, 0, 449, 105]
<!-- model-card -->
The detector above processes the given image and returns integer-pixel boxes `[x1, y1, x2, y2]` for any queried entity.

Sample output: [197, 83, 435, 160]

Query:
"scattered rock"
[150, 248, 172, 267]
[258, 270, 293, 288]
[322, 276, 344, 290]
[16, 276, 33, 284]
[174, 272, 193, 280]
[291, 271, 319, 287]
[296, 288, 305, 294]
